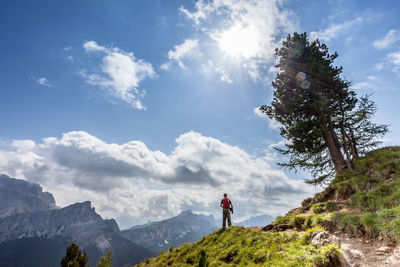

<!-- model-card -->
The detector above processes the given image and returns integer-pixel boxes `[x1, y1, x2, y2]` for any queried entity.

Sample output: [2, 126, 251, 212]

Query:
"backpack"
[222, 198, 230, 209]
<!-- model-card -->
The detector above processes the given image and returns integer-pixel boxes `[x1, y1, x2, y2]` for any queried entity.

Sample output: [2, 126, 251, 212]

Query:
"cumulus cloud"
[179, 0, 296, 82]
[388, 51, 400, 65]
[351, 81, 377, 91]
[375, 63, 384, 71]
[37, 77, 51, 87]
[373, 29, 400, 49]
[81, 41, 156, 110]
[387, 51, 400, 74]
[215, 67, 232, 84]
[310, 17, 363, 42]
[161, 39, 201, 70]
[253, 107, 281, 130]
[0, 131, 315, 226]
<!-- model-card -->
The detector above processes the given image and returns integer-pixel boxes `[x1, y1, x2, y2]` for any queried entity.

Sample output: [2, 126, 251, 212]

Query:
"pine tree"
[261, 32, 388, 185]
[60, 243, 89, 267]
[97, 250, 112, 267]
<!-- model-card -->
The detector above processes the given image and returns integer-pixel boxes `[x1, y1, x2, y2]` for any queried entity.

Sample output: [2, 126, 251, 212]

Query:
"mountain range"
[0, 173, 275, 266]
[0, 174, 154, 266]
[121, 210, 218, 253]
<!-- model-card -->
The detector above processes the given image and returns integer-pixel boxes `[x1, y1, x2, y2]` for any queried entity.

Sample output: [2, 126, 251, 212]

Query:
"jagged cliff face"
[0, 174, 155, 266]
[122, 210, 218, 252]
[0, 201, 118, 250]
[0, 174, 56, 218]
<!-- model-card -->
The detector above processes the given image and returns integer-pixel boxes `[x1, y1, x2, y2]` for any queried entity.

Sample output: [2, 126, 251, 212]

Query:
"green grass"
[135, 227, 342, 267]
[324, 147, 400, 241]
[271, 147, 400, 241]
[136, 147, 400, 266]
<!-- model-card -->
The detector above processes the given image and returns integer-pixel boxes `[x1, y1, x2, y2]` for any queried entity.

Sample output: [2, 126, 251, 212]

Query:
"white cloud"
[83, 41, 106, 52]
[201, 60, 233, 83]
[37, 77, 51, 87]
[82, 41, 156, 110]
[388, 51, 400, 65]
[351, 81, 376, 90]
[310, 17, 362, 42]
[375, 62, 384, 71]
[387, 51, 400, 74]
[215, 67, 232, 83]
[253, 107, 281, 130]
[0, 131, 315, 225]
[161, 39, 201, 70]
[373, 29, 400, 49]
[254, 107, 267, 118]
[179, 0, 296, 82]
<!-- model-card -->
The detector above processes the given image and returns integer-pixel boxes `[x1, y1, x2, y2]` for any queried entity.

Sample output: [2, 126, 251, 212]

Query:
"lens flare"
[296, 72, 306, 82]
[296, 72, 311, 89]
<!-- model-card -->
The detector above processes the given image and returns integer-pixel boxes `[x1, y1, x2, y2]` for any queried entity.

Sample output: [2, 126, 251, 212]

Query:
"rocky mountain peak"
[0, 174, 56, 218]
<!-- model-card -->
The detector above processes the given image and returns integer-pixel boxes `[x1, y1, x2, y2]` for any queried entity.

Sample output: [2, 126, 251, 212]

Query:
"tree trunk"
[340, 124, 353, 169]
[321, 123, 347, 174]
[348, 127, 359, 158]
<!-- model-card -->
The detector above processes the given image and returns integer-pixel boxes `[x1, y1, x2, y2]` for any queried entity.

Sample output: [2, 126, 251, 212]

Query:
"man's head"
[224, 193, 227, 197]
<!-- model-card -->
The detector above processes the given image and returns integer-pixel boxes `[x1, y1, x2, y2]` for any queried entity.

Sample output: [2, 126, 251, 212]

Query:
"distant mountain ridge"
[0, 174, 154, 267]
[234, 214, 275, 227]
[122, 210, 218, 253]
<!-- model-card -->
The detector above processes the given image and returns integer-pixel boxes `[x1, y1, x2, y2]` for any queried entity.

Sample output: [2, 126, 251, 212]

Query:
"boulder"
[311, 230, 340, 248]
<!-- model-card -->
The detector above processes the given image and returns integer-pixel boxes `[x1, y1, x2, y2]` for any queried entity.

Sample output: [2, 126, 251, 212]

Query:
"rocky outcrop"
[388, 247, 400, 266]
[0, 174, 56, 218]
[310, 230, 340, 248]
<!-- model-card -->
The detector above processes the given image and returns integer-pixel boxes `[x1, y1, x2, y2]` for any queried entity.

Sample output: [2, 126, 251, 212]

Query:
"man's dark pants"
[222, 208, 231, 228]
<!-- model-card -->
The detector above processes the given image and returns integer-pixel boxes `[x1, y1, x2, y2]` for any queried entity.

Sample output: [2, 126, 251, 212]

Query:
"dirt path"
[332, 232, 400, 267]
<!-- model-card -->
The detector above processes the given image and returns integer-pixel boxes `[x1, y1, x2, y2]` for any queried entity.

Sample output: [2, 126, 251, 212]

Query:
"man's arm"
[220, 199, 223, 208]
[229, 200, 233, 208]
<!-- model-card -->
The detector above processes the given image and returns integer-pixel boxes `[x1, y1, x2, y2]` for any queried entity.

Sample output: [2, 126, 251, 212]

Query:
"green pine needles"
[60, 243, 89, 267]
[260, 32, 388, 185]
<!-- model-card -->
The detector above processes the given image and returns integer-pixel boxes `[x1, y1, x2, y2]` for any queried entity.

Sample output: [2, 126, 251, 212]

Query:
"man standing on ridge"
[220, 193, 233, 228]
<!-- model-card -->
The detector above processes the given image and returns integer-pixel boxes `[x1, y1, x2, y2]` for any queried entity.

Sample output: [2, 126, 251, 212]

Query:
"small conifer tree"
[60, 243, 89, 267]
[97, 250, 112, 267]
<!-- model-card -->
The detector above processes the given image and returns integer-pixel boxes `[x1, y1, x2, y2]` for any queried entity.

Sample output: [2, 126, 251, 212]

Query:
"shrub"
[313, 244, 344, 267]
[311, 203, 325, 214]
[291, 216, 306, 229]
[360, 213, 379, 238]
[325, 202, 337, 212]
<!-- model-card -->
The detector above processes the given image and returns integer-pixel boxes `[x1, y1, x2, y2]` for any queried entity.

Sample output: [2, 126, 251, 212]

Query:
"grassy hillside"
[135, 226, 341, 266]
[135, 147, 400, 266]
[273, 146, 400, 241]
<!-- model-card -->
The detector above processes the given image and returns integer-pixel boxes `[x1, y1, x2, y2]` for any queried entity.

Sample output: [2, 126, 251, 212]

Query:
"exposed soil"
[331, 232, 399, 267]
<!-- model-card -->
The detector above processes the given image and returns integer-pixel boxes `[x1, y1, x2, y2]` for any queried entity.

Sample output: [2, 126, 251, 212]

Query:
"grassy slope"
[135, 226, 340, 267]
[135, 146, 400, 266]
[279, 146, 400, 241]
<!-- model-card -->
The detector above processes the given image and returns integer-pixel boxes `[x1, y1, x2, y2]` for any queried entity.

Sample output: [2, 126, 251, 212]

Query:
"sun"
[216, 24, 260, 59]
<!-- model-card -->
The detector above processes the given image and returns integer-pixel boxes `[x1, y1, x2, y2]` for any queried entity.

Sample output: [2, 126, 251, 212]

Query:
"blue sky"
[1, 0, 400, 229]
